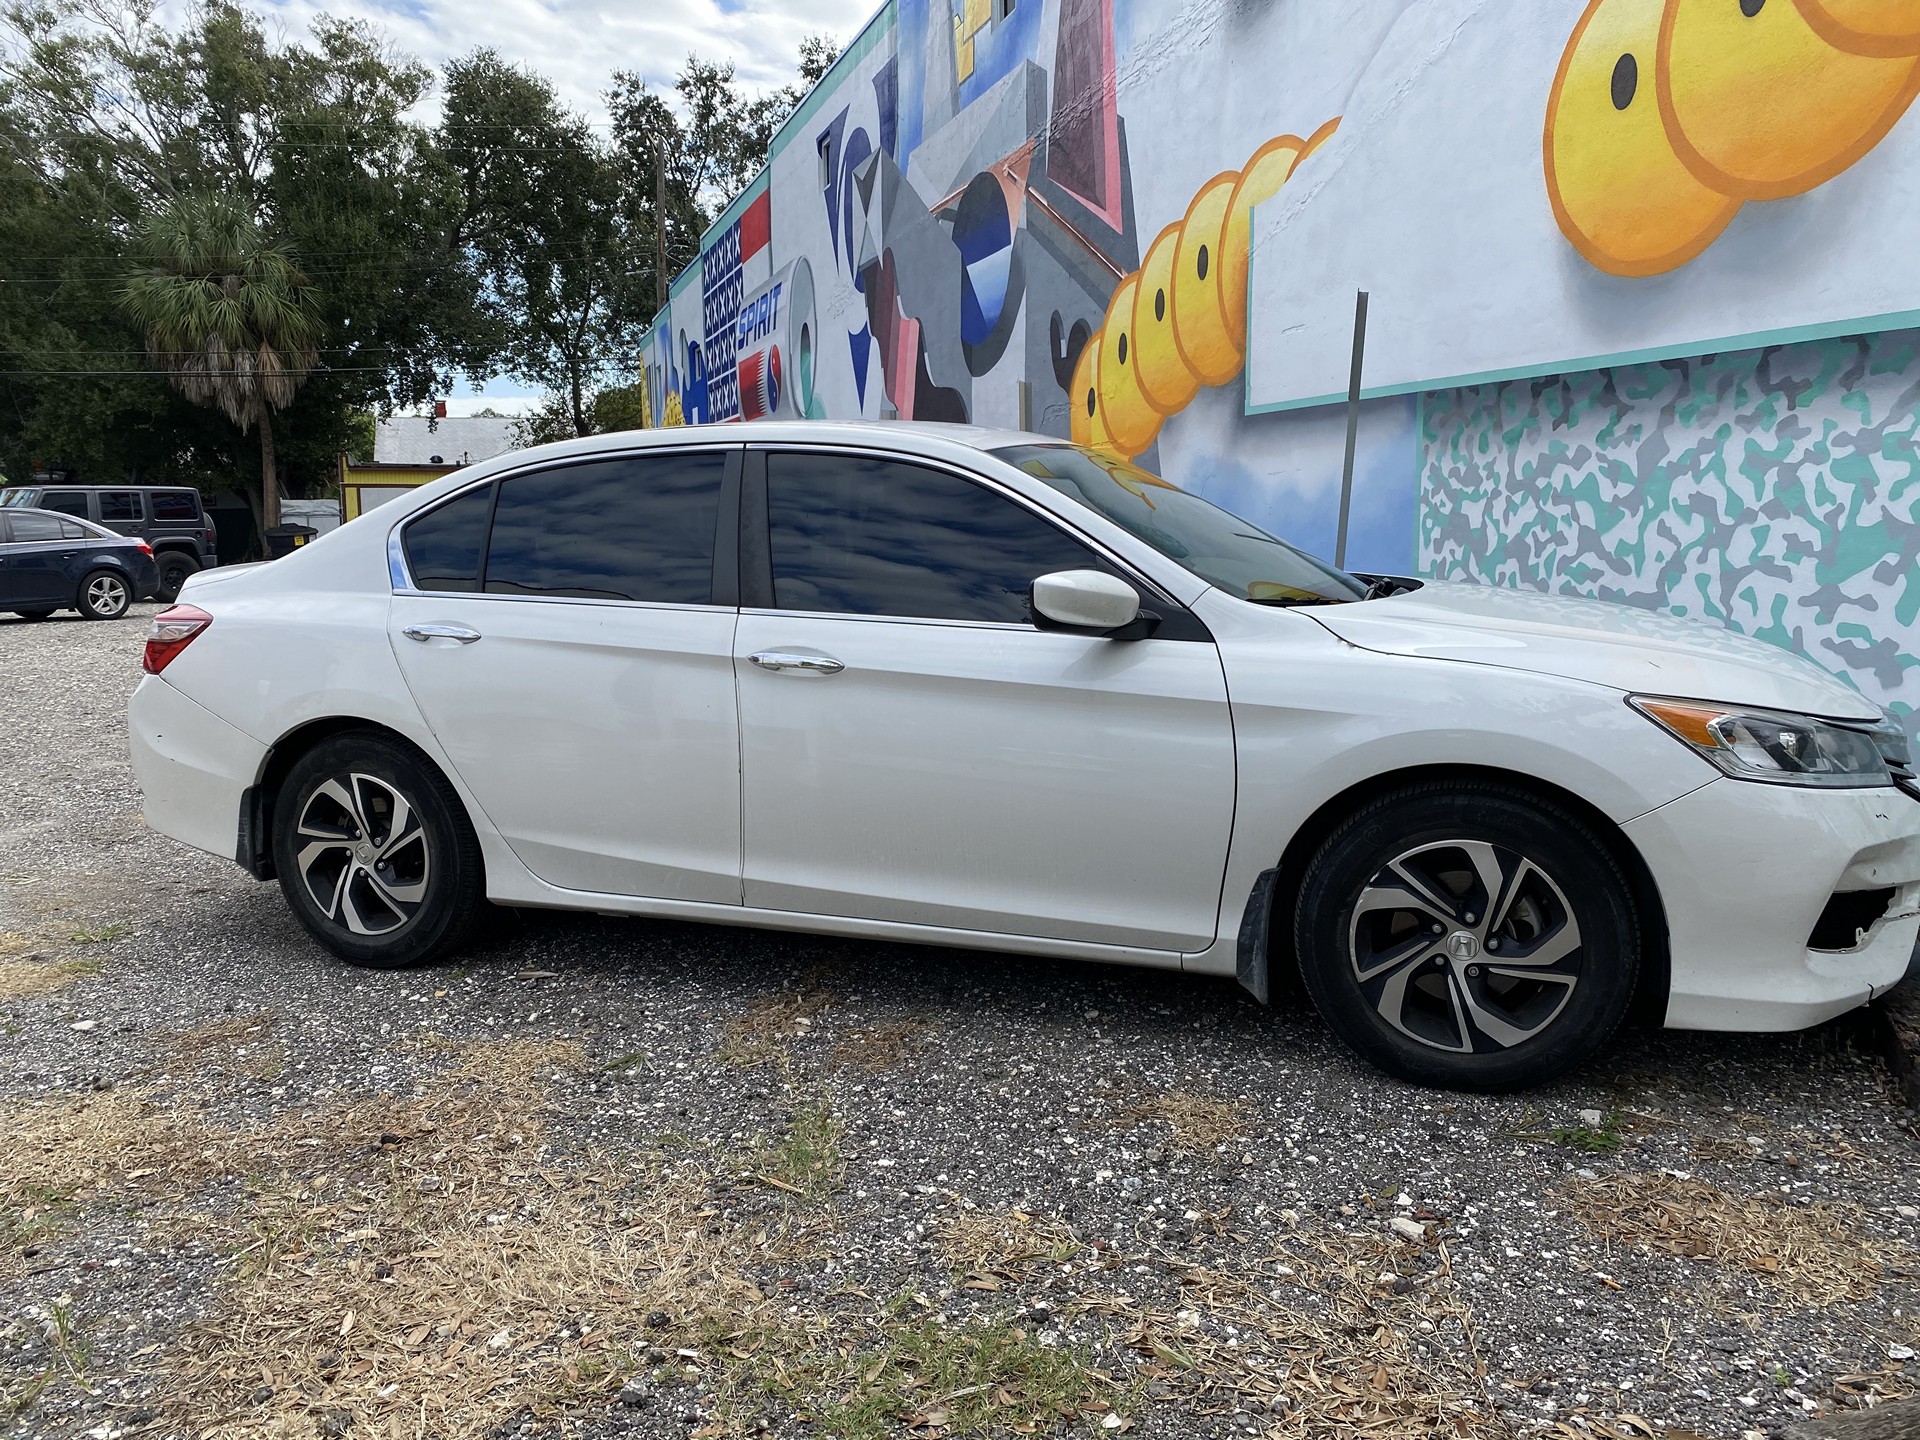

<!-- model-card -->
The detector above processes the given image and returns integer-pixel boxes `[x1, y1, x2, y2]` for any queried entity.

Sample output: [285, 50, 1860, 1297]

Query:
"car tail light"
[143, 603, 212, 674]
[136, 540, 153, 556]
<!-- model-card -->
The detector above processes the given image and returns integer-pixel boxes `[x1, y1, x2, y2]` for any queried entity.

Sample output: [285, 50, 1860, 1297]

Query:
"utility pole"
[655, 136, 668, 314]
[1335, 289, 1369, 571]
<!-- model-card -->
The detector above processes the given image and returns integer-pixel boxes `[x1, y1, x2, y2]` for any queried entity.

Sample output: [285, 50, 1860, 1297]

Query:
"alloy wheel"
[294, 773, 432, 936]
[86, 574, 129, 617]
[1347, 839, 1583, 1054]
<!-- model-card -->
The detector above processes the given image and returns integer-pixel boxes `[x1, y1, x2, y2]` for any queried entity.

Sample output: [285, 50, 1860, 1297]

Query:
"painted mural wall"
[640, 0, 1920, 728]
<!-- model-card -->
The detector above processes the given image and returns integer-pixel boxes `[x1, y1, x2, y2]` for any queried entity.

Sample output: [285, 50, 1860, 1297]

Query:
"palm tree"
[121, 194, 322, 535]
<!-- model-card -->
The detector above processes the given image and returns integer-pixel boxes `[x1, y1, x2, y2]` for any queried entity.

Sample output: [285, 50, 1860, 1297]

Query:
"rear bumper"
[129, 675, 267, 863]
[1623, 778, 1920, 1031]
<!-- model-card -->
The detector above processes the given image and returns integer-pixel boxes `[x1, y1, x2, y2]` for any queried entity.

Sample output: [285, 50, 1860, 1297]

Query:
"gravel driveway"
[3, 606, 1918, 1440]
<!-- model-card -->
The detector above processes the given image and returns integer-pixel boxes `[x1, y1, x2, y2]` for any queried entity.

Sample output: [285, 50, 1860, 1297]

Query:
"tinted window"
[403, 484, 494, 593]
[10, 512, 63, 542]
[485, 454, 725, 604]
[151, 490, 199, 521]
[994, 444, 1367, 606]
[766, 454, 1109, 623]
[99, 491, 142, 522]
[39, 491, 88, 517]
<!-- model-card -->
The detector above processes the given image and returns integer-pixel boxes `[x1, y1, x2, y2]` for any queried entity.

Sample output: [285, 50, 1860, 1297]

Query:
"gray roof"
[373, 416, 521, 467]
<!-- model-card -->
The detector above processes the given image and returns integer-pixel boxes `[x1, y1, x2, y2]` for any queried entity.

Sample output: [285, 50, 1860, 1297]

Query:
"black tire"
[1293, 782, 1639, 1091]
[75, 569, 132, 620]
[271, 731, 484, 969]
[154, 552, 199, 602]
[11, 609, 54, 621]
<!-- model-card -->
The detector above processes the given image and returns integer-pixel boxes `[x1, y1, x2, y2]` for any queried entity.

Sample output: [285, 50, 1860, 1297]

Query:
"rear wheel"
[76, 569, 132, 620]
[1294, 782, 1639, 1091]
[271, 732, 484, 969]
[154, 552, 199, 602]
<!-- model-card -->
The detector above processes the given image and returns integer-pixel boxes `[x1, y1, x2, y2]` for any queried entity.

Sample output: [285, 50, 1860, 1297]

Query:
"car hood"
[1309, 581, 1879, 719]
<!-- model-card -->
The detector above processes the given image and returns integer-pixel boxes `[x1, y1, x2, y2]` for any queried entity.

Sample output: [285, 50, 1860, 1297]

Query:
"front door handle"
[748, 650, 845, 675]
[403, 623, 482, 645]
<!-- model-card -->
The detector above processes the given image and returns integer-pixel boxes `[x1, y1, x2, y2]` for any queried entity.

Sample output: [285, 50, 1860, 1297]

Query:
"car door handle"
[403, 623, 482, 645]
[748, 650, 845, 675]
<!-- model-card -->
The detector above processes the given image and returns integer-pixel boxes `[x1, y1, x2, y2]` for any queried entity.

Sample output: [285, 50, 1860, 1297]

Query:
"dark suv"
[0, 484, 217, 601]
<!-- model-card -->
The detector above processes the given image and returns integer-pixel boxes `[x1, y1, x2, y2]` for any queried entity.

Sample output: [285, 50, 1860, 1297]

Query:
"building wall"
[640, 0, 1920, 719]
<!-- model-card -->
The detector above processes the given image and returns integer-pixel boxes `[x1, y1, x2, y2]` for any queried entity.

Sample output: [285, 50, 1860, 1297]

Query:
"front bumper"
[1623, 777, 1920, 1031]
[129, 674, 267, 863]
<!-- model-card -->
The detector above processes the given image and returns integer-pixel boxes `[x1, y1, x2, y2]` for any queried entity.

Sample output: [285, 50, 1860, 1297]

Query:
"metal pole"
[1335, 289, 1369, 570]
[655, 136, 668, 314]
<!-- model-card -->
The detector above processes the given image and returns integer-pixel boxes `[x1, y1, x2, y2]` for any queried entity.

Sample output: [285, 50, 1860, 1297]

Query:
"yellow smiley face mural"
[1094, 274, 1163, 456]
[1657, 0, 1920, 200]
[1548, 0, 1920, 272]
[1129, 223, 1197, 415]
[1068, 335, 1113, 452]
[1170, 174, 1243, 388]
[1796, 0, 1920, 55]
[1545, 0, 1741, 275]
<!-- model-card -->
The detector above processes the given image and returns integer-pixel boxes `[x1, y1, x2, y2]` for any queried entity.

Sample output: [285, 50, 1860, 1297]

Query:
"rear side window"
[484, 454, 725, 604]
[58, 519, 89, 539]
[39, 491, 88, 517]
[10, 512, 63, 542]
[99, 491, 142, 522]
[765, 453, 1110, 623]
[402, 485, 494, 593]
[151, 491, 199, 521]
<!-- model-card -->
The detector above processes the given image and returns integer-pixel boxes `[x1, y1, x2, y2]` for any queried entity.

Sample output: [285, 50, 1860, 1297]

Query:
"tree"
[445, 51, 645, 438]
[120, 192, 322, 531]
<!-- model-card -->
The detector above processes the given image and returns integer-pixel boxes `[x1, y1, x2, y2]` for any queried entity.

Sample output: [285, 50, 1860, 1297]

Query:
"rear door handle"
[748, 650, 845, 675]
[403, 623, 482, 644]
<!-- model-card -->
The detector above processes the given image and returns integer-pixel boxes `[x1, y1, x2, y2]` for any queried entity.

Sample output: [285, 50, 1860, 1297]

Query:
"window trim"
[743, 443, 1209, 638]
[392, 444, 745, 609]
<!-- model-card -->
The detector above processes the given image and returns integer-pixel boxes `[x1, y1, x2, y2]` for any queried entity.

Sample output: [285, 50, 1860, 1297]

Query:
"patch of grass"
[1119, 1089, 1249, 1156]
[934, 1207, 1082, 1286]
[829, 1018, 933, 1075]
[718, 983, 838, 1069]
[1564, 1171, 1910, 1307]
[752, 1101, 843, 1202]
[1546, 1114, 1627, 1154]
[0, 956, 98, 1003]
[64, 921, 128, 945]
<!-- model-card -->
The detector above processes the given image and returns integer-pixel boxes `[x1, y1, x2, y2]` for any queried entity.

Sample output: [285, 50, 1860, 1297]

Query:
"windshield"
[992, 444, 1367, 605]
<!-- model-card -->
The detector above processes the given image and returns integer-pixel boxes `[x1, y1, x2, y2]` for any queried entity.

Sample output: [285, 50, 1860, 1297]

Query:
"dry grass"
[0, 955, 98, 1003]
[828, 1018, 932, 1075]
[1118, 1089, 1250, 1157]
[162, 1011, 280, 1057]
[932, 1207, 1082, 1286]
[717, 984, 838, 1069]
[1564, 1172, 1909, 1307]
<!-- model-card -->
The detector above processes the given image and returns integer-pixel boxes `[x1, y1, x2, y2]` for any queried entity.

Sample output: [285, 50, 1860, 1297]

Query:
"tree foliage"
[0, 2, 840, 507]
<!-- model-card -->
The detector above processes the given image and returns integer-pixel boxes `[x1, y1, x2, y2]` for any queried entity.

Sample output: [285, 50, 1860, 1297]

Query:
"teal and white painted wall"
[640, 0, 1920, 731]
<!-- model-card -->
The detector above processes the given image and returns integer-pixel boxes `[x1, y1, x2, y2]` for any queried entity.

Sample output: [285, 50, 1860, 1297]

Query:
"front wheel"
[1293, 782, 1639, 1091]
[76, 569, 132, 620]
[271, 731, 484, 969]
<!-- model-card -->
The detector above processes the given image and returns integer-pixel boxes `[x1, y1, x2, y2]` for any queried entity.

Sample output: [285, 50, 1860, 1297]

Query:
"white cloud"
[244, 0, 873, 123]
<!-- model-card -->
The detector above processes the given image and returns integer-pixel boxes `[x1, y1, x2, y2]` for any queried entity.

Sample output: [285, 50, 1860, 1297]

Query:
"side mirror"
[1030, 569, 1145, 634]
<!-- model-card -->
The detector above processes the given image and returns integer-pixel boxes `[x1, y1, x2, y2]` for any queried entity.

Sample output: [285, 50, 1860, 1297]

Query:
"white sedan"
[129, 423, 1920, 1089]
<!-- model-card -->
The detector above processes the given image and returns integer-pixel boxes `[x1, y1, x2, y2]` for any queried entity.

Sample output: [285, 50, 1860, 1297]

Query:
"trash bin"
[264, 524, 317, 558]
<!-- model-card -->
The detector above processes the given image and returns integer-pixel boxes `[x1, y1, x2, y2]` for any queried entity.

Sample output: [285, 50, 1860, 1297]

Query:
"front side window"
[402, 484, 493, 592]
[484, 453, 725, 604]
[994, 444, 1367, 606]
[98, 491, 142, 522]
[766, 453, 1110, 623]
[38, 491, 88, 517]
[151, 491, 199, 521]
[9, 512, 63, 543]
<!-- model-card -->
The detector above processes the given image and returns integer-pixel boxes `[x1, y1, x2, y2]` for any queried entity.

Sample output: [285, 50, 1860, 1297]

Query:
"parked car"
[0, 483, 216, 600]
[2, 507, 157, 619]
[126, 423, 1920, 1090]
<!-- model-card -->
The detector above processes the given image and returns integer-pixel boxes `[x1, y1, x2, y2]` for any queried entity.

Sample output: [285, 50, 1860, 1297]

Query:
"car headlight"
[1629, 696, 1904, 787]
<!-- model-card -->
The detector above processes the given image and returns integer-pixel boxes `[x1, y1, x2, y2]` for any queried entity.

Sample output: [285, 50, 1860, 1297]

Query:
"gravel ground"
[3, 606, 1919, 1440]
